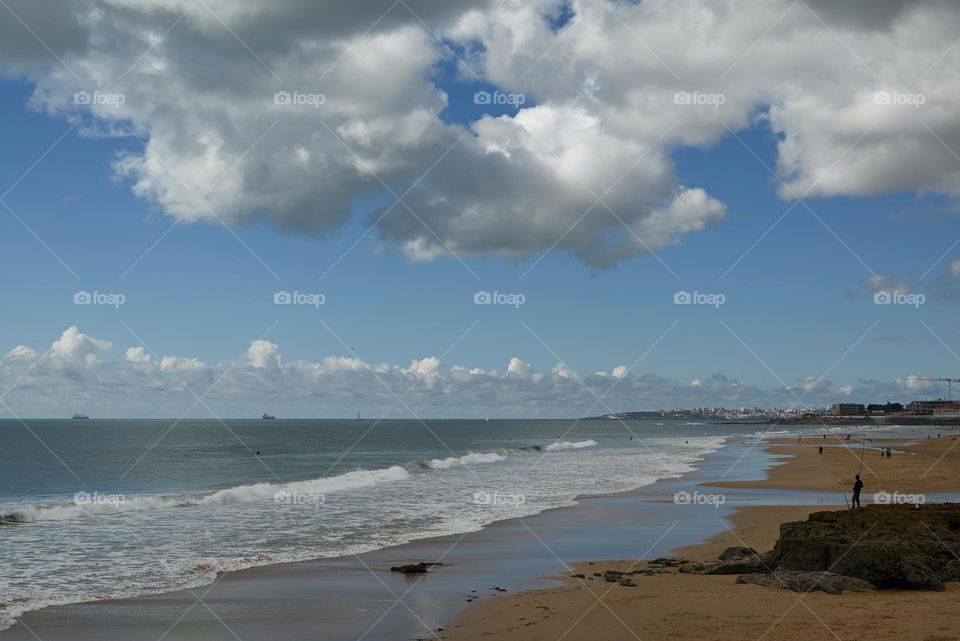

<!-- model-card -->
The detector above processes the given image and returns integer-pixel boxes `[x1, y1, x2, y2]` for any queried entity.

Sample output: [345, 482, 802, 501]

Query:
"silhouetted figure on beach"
[886, 448, 891, 459]
[851, 474, 863, 508]
[818, 446, 823, 455]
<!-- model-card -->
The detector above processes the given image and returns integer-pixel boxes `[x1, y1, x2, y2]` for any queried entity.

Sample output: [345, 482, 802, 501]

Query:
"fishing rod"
[857, 425, 867, 476]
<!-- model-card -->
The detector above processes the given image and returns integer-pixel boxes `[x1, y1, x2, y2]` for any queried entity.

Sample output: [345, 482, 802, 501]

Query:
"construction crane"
[919, 377, 960, 401]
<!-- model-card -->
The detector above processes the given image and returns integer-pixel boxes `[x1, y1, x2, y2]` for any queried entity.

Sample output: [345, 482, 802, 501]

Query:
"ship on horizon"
[71, 413, 89, 420]
[261, 413, 276, 420]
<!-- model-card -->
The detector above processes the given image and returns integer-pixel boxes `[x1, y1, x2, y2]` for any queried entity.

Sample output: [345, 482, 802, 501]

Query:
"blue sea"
[0, 418, 744, 629]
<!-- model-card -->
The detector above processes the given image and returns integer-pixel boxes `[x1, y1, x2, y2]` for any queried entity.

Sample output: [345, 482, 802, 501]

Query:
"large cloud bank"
[3, 0, 960, 266]
[0, 326, 939, 418]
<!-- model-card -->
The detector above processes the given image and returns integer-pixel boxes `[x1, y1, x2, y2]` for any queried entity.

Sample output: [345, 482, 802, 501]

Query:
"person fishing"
[851, 474, 863, 508]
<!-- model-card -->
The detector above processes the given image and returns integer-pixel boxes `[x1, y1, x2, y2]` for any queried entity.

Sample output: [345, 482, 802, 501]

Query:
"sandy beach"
[4, 428, 958, 641]
[444, 432, 960, 641]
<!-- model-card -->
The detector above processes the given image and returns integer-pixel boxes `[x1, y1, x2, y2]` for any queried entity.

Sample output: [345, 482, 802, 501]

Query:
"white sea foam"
[2, 433, 730, 633]
[545, 439, 598, 451]
[426, 451, 506, 468]
[2, 465, 412, 523]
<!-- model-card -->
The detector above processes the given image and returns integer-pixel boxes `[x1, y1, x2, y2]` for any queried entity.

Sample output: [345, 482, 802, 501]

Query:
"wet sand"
[5, 429, 958, 640]
[444, 432, 960, 641]
[0, 435, 788, 641]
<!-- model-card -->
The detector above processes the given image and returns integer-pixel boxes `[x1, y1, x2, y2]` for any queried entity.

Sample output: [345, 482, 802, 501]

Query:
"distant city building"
[831, 403, 865, 416]
[866, 402, 903, 415]
[905, 399, 960, 416]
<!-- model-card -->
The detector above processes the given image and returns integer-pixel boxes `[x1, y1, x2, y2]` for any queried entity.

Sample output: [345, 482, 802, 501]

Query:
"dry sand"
[443, 434, 960, 641]
[706, 433, 960, 494]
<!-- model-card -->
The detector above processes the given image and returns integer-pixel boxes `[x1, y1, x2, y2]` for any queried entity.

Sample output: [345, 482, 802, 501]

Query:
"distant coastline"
[590, 411, 960, 426]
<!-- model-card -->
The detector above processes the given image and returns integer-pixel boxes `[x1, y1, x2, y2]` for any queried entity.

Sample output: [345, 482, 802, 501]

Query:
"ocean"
[0, 418, 737, 629]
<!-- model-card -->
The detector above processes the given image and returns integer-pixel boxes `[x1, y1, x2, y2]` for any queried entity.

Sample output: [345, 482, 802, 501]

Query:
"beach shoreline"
[3, 426, 957, 640]
[445, 430, 960, 641]
[0, 430, 749, 640]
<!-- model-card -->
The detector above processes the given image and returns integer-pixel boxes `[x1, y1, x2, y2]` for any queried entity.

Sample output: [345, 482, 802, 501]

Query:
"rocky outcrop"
[679, 547, 772, 575]
[719, 546, 757, 561]
[736, 570, 874, 594]
[767, 504, 960, 590]
[390, 562, 443, 574]
[675, 504, 960, 592]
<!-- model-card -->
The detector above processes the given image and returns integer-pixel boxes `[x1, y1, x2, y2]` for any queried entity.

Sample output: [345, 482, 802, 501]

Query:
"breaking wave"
[545, 439, 598, 451]
[2, 442, 596, 524]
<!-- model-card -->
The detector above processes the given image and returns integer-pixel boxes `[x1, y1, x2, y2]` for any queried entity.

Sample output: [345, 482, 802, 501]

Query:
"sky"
[2, 0, 960, 418]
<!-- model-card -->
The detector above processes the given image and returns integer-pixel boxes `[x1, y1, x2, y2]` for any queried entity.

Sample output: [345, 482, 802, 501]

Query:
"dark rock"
[390, 562, 442, 574]
[719, 546, 758, 561]
[679, 557, 768, 575]
[941, 559, 960, 582]
[603, 570, 626, 582]
[618, 577, 636, 586]
[570, 573, 586, 579]
[648, 557, 688, 567]
[766, 504, 960, 590]
[737, 570, 874, 594]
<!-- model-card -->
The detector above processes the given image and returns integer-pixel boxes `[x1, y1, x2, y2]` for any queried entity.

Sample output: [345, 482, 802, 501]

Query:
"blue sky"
[3, 72, 959, 387]
[2, 0, 960, 416]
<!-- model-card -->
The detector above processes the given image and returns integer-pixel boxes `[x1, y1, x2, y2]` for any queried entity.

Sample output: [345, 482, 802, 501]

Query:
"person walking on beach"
[818, 446, 823, 455]
[851, 474, 863, 508]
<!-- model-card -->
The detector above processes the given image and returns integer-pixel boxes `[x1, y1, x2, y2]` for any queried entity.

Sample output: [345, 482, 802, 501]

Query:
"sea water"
[0, 418, 733, 629]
